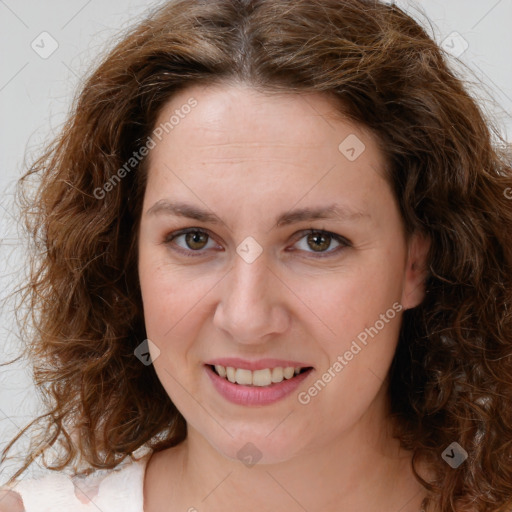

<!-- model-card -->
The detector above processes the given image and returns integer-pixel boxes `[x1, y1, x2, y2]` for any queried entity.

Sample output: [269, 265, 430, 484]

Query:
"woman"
[1, 0, 511, 511]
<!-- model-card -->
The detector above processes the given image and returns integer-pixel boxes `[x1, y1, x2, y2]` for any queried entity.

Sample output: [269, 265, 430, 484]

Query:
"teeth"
[283, 367, 294, 379]
[215, 365, 227, 378]
[213, 365, 306, 386]
[226, 366, 236, 383]
[271, 367, 283, 383]
[252, 368, 272, 387]
[235, 368, 253, 386]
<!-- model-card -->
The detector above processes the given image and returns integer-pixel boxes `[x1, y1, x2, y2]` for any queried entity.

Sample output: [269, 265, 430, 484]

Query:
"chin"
[205, 427, 308, 466]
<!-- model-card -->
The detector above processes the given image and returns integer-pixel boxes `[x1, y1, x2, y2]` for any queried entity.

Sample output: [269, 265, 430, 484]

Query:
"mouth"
[207, 364, 314, 387]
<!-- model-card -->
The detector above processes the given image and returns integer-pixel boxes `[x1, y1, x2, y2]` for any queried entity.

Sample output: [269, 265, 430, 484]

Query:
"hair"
[1, 0, 511, 510]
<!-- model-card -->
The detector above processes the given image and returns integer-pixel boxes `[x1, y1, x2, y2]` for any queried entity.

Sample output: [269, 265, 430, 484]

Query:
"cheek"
[138, 244, 183, 344]
[302, 257, 405, 401]
[138, 241, 185, 318]
[138, 248, 215, 367]
[311, 262, 403, 334]
[139, 268, 195, 341]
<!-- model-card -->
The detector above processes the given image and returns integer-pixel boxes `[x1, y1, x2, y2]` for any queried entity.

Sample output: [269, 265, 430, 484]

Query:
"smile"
[210, 364, 311, 386]
[204, 363, 314, 406]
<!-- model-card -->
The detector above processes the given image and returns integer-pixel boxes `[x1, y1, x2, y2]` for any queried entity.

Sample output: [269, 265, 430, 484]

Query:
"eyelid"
[163, 227, 221, 254]
[290, 228, 352, 250]
[286, 229, 351, 258]
[164, 227, 352, 258]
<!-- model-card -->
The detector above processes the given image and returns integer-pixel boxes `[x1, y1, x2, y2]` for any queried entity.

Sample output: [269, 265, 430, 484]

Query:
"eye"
[164, 228, 218, 256]
[290, 229, 351, 257]
[163, 228, 351, 258]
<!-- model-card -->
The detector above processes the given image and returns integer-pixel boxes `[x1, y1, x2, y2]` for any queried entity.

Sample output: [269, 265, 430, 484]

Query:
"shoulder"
[0, 488, 25, 512]
[0, 450, 152, 512]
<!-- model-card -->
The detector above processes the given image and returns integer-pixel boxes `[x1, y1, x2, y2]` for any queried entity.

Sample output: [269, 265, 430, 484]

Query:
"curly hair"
[1, 0, 512, 510]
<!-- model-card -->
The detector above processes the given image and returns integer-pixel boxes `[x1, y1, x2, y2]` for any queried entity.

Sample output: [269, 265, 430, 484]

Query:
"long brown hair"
[2, 0, 512, 510]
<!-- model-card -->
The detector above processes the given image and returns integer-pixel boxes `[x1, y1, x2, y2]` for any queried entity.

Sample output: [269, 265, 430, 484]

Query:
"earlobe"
[401, 231, 431, 310]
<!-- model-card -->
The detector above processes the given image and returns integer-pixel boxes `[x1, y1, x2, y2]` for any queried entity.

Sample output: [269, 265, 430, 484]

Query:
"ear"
[400, 231, 431, 310]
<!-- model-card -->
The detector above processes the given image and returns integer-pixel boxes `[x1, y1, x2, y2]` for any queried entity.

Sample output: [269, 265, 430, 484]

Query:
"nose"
[212, 250, 289, 345]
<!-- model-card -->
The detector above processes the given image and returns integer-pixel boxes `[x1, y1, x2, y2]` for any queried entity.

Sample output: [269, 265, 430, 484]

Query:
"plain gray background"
[1, 0, 511, 480]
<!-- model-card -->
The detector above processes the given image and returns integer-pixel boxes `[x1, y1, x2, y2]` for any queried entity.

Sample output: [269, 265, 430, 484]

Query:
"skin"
[137, 82, 431, 512]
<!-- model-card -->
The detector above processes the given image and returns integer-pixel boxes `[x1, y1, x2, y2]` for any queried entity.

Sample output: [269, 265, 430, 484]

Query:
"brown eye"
[184, 231, 209, 250]
[292, 229, 349, 256]
[306, 232, 332, 252]
[165, 227, 350, 259]
[164, 228, 217, 256]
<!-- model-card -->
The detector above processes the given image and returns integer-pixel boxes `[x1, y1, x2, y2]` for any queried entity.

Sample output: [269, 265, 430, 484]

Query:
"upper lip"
[205, 358, 314, 371]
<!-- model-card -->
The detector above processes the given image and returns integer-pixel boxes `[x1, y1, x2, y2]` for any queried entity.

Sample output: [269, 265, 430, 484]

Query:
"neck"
[145, 385, 428, 512]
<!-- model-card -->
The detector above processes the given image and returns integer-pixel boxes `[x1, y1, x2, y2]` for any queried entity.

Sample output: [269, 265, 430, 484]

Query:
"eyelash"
[163, 227, 352, 259]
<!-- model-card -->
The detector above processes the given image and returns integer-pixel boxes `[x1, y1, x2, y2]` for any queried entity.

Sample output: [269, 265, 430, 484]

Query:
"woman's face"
[137, 82, 429, 463]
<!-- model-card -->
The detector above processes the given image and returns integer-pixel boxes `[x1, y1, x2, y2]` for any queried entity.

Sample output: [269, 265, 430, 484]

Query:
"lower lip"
[205, 365, 313, 406]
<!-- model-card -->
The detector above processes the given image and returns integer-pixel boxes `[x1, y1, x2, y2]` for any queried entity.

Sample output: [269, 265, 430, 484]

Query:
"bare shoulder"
[0, 488, 25, 512]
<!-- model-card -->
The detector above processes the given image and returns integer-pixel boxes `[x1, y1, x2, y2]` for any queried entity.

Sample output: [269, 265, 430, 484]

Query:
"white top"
[3, 450, 152, 512]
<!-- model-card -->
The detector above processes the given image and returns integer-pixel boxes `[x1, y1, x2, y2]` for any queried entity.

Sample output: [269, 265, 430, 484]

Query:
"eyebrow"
[146, 200, 371, 227]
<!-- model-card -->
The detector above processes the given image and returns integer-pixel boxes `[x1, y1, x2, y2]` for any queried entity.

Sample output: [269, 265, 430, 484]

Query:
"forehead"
[152, 82, 363, 149]
[142, 83, 392, 228]
[147, 83, 384, 173]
